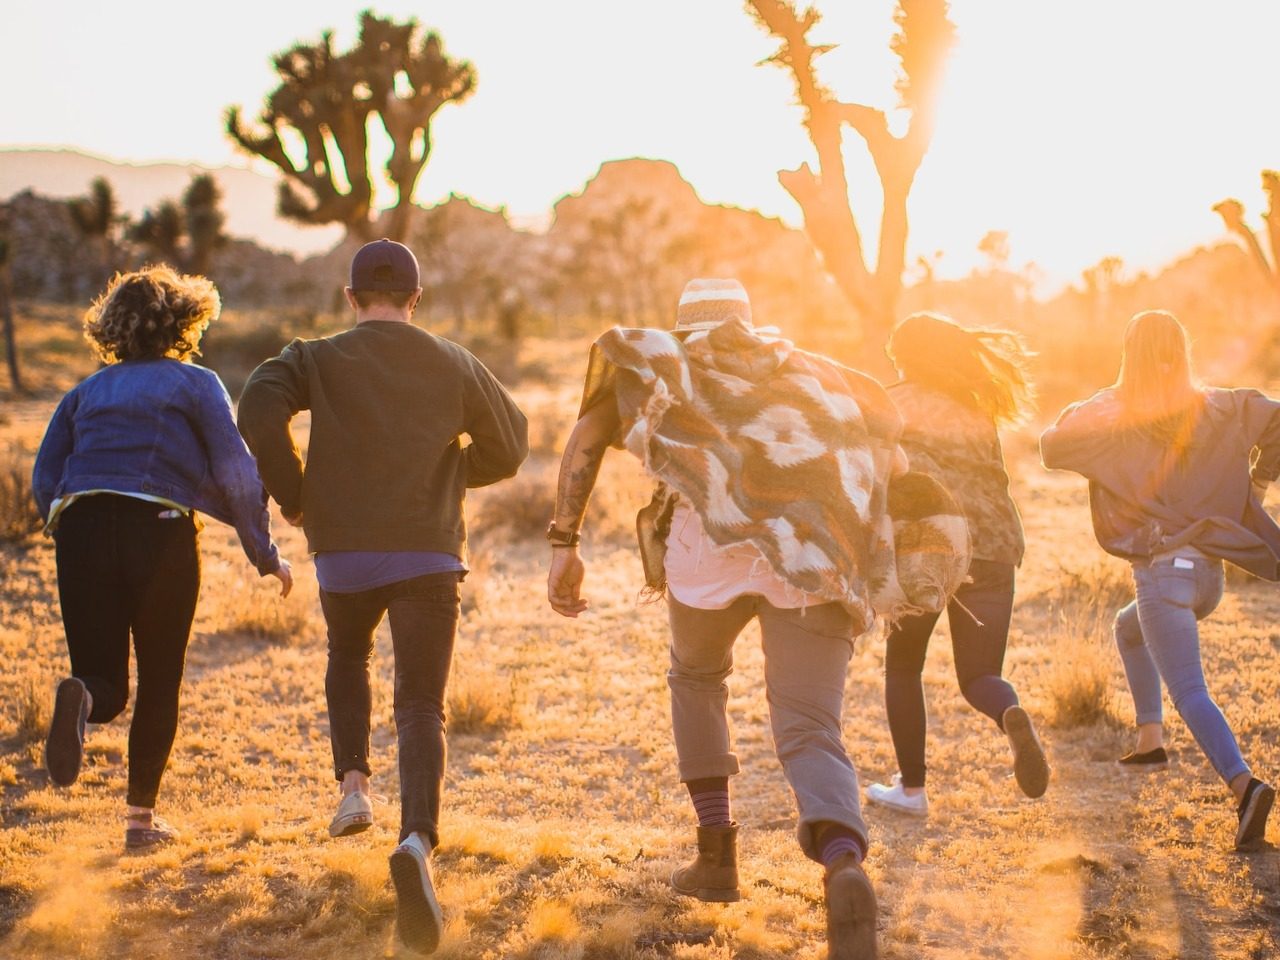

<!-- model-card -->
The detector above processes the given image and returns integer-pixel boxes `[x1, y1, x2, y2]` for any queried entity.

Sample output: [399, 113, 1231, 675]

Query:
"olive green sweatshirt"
[237, 320, 528, 559]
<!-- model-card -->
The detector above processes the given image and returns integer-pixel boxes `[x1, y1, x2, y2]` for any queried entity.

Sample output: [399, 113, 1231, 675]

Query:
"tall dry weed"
[1041, 560, 1131, 728]
[0, 446, 42, 543]
[15, 675, 49, 743]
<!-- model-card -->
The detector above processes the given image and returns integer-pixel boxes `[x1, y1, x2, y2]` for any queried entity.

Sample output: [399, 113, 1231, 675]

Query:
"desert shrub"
[447, 677, 519, 735]
[15, 675, 48, 743]
[1041, 560, 1130, 728]
[199, 317, 292, 397]
[0, 446, 42, 543]
[200, 569, 317, 645]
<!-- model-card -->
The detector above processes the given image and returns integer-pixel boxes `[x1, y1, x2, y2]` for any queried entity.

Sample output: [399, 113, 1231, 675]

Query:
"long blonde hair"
[1115, 310, 1204, 446]
[887, 312, 1036, 427]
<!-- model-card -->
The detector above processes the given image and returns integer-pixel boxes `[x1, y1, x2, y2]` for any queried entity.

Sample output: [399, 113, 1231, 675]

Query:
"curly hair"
[83, 265, 220, 363]
[888, 312, 1037, 427]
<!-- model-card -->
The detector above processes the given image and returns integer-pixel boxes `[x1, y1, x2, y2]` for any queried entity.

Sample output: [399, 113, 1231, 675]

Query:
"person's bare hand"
[547, 547, 588, 618]
[270, 558, 294, 598]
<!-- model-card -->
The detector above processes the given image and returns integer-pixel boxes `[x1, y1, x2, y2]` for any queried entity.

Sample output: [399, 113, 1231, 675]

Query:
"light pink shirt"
[663, 502, 823, 610]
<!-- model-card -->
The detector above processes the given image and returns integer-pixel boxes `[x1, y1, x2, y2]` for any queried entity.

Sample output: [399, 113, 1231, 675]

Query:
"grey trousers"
[667, 594, 867, 862]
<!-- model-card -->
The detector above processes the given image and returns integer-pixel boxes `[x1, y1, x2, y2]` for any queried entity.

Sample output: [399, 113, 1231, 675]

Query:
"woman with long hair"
[1042, 309, 1277, 849]
[866, 312, 1050, 817]
[33, 266, 292, 849]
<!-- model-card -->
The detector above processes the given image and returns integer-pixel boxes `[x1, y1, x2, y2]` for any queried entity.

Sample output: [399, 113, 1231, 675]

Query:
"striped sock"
[686, 777, 731, 827]
[817, 826, 867, 867]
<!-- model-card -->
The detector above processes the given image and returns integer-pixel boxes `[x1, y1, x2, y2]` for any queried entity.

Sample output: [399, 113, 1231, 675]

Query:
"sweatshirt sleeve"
[461, 355, 529, 489]
[1238, 388, 1280, 484]
[194, 370, 281, 575]
[31, 389, 78, 521]
[1039, 391, 1121, 477]
[237, 340, 310, 518]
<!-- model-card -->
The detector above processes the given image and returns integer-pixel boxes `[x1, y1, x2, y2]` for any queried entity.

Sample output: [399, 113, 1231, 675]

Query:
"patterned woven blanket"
[580, 319, 969, 631]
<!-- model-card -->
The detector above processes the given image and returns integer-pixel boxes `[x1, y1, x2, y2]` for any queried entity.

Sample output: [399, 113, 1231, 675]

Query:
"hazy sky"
[2, 1, 1278, 290]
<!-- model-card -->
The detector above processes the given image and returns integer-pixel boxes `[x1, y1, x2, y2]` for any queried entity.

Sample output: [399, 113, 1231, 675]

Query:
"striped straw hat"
[673, 278, 752, 334]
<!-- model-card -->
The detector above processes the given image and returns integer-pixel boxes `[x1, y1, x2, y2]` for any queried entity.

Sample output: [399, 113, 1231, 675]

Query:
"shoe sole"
[1005, 707, 1050, 799]
[826, 864, 878, 959]
[45, 678, 87, 787]
[669, 870, 741, 902]
[327, 814, 373, 838]
[125, 830, 177, 850]
[390, 849, 443, 955]
[1236, 783, 1275, 850]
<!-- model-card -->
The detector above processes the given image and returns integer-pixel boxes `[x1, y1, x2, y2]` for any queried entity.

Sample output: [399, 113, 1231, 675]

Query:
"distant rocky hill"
[0, 148, 341, 256]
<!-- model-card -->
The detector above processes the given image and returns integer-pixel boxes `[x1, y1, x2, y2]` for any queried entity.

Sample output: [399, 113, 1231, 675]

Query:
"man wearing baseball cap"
[239, 238, 528, 955]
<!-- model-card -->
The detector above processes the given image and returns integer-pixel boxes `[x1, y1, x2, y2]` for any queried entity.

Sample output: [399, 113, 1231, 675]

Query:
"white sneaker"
[328, 790, 373, 837]
[866, 774, 929, 817]
[390, 832, 443, 955]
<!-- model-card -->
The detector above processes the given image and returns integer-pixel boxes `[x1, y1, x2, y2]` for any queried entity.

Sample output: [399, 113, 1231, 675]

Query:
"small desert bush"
[0, 446, 42, 543]
[15, 675, 49, 743]
[1041, 560, 1130, 728]
[448, 677, 519, 735]
[200, 567, 318, 645]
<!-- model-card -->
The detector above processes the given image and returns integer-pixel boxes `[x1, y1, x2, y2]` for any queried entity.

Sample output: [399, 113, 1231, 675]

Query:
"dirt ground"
[1, 380, 1277, 959]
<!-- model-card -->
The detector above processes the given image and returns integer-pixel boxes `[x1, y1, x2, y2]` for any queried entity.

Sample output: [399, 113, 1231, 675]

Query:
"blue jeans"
[320, 571, 463, 846]
[1113, 555, 1249, 784]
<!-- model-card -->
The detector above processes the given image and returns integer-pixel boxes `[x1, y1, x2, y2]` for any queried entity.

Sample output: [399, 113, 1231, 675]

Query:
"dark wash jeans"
[319, 571, 462, 846]
[54, 494, 201, 808]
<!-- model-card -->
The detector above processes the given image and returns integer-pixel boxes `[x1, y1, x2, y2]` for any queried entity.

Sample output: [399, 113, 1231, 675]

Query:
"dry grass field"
[1, 312, 1278, 959]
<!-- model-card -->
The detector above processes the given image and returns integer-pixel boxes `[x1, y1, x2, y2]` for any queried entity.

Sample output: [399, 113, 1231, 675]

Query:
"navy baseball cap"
[349, 238, 420, 291]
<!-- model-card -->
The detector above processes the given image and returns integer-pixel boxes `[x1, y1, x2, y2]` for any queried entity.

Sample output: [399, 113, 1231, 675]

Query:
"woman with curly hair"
[1042, 309, 1277, 849]
[866, 312, 1049, 818]
[32, 265, 292, 849]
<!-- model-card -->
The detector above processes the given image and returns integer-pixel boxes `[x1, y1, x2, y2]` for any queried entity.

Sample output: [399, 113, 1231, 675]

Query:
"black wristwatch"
[546, 521, 581, 547]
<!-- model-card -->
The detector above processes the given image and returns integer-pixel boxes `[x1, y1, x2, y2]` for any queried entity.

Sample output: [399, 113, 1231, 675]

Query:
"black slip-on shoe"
[1117, 747, 1169, 769]
[1235, 778, 1275, 850]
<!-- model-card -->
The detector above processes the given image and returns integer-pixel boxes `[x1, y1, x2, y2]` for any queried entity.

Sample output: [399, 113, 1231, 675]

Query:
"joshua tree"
[746, 0, 956, 350]
[0, 228, 20, 392]
[226, 10, 476, 243]
[1214, 170, 1280, 299]
[128, 175, 228, 274]
[67, 176, 121, 284]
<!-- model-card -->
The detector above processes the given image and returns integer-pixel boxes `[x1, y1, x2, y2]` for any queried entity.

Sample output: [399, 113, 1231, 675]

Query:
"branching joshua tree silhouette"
[746, 0, 956, 351]
[67, 177, 121, 285]
[0, 226, 21, 392]
[128, 175, 228, 275]
[226, 10, 476, 243]
[1214, 170, 1280, 300]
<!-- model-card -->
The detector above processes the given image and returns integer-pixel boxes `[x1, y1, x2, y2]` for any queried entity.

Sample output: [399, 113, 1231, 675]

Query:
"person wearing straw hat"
[546, 278, 918, 960]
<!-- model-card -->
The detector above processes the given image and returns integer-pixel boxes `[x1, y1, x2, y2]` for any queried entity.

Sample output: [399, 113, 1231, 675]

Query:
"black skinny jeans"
[883, 559, 1020, 788]
[320, 571, 462, 847]
[54, 494, 200, 808]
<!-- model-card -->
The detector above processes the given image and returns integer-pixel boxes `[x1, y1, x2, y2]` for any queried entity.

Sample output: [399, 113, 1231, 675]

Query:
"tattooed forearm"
[554, 402, 619, 530]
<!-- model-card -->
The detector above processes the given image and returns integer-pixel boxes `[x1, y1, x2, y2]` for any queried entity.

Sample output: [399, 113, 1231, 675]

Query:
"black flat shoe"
[1236, 778, 1275, 850]
[1117, 747, 1168, 769]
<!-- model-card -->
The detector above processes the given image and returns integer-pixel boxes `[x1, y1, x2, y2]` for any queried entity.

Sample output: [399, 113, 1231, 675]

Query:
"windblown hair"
[83, 266, 219, 364]
[887, 312, 1036, 426]
[1115, 309, 1204, 444]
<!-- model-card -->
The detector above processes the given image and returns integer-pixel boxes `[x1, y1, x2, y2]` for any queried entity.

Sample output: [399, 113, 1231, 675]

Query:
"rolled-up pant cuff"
[334, 760, 373, 782]
[677, 755, 741, 782]
[797, 803, 869, 863]
[1134, 710, 1163, 726]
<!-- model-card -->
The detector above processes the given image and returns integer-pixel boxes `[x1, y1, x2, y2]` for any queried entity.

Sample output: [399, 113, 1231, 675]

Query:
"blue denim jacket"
[32, 359, 280, 574]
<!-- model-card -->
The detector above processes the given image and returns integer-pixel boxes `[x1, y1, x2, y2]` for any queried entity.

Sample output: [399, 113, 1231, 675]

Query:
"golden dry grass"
[0, 328, 1277, 959]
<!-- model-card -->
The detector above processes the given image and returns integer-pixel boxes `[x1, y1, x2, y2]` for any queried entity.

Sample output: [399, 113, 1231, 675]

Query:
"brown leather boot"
[825, 852, 877, 959]
[670, 823, 740, 902]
